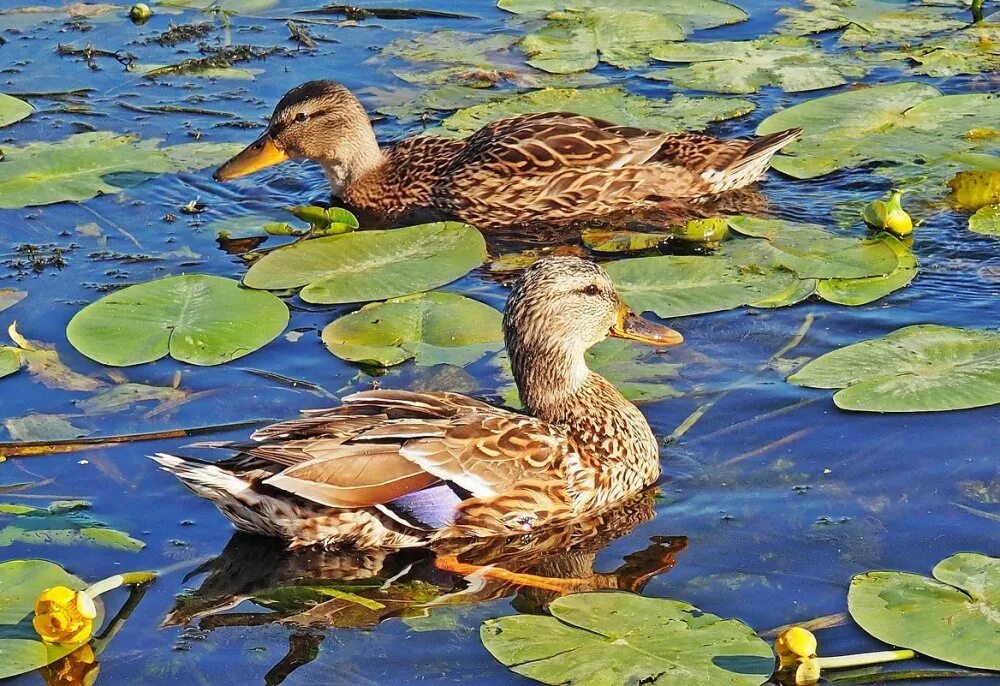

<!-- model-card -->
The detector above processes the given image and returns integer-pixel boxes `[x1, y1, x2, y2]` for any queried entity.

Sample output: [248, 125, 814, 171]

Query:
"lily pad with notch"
[481, 591, 774, 686]
[756, 83, 1000, 189]
[67, 274, 288, 367]
[788, 325, 1000, 412]
[322, 292, 503, 368]
[497, 0, 748, 73]
[243, 222, 488, 304]
[776, 0, 967, 47]
[848, 552, 1000, 670]
[0, 132, 242, 208]
[648, 36, 866, 94]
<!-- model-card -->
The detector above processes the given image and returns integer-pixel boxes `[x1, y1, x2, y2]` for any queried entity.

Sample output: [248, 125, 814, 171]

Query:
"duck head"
[214, 80, 382, 194]
[504, 257, 682, 411]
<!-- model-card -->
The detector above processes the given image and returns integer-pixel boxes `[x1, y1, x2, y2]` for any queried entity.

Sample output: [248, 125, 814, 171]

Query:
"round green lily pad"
[0, 559, 106, 679]
[788, 325, 1000, 412]
[322, 292, 502, 367]
[67, 274, 288, 367]
[481, 592, 774, 686]
[243, 222, 487, 304]
[848, 553, 1000, 670]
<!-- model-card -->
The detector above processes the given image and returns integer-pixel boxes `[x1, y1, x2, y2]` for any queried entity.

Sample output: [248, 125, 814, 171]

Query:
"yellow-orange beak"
[214, 134, 289, 181]
[610, 307, 683, 346]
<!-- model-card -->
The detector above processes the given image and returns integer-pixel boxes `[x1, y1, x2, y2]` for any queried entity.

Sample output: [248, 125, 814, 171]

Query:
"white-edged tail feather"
[150, 453, 250, 496]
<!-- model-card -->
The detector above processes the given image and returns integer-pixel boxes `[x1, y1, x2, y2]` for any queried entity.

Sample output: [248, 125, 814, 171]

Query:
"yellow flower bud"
[32, 586, 95, 645]
[861, 189, 913, 237]
[775, 627, 818, 668]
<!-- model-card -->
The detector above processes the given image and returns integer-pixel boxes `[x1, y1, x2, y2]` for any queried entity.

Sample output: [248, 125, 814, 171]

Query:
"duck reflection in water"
[163, 488, 685, 683]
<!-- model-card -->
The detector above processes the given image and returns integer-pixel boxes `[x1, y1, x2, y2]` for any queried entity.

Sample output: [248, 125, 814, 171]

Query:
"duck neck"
[318, 127, 384, 197]
[508, 340, 658, 470]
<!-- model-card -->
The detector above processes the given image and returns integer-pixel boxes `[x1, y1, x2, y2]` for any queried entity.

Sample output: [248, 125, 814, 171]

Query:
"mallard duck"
[214, 80, 801, 229]
[151, 257, 682, 550]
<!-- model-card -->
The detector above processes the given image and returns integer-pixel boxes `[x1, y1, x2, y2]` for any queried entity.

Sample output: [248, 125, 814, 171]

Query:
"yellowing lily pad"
[322, 292, 503, 367]
[0, 559, 106, 679]
[777, 0, 966, 47]
[67, 275, 288, 367]
[649, 36, 866, 94]
[481, 592, 774, 686]
[788, 325, 1000, 412]
[756, 83, 1000, 189]
[243, 223, 487, 304]
[0, 132, 242, 208]
[848, 553, 1000, 670]
[439, 87, 755, 137]
[498, 0, 748, 73]
[0, 93, 32, 128]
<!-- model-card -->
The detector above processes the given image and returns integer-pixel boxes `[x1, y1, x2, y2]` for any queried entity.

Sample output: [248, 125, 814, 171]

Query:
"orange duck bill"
[214, 134, 288, 181]
[609, 307, 683, 346]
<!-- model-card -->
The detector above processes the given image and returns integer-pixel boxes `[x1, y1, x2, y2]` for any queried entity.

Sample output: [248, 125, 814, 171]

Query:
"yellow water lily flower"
[33, 586, 97, 645]
[41, 644, 100, 686]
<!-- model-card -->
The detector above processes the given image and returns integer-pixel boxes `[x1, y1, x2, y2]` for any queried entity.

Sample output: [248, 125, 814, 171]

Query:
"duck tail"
[714, 127, 801, 192]
[149, 452, 251, 499]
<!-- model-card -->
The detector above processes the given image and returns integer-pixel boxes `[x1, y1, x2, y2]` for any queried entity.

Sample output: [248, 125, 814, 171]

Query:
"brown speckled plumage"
[215, 80, 801, 230]
[152, 257, 683, 550]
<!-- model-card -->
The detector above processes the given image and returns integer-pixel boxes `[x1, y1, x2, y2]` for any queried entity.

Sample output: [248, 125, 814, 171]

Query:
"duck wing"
[452, 112, 695, 176]
[236, 390, 571, 510]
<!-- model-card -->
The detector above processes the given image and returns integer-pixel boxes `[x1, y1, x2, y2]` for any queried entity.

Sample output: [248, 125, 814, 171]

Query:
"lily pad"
[66, 275, 288, 367]
[848, 553, 999, 670]
[0, 559, 106, 679]
[243, 222, 487, 304]
[756, 83, 1000, 186]
[777, 0, 967, 47]
[727, 216, 900, 279]
[605, 241, 801, 318]
[481, 592, 774, 686]
[0, 132, 242, 208]
[498, 0, 748, 73]
[0, 94, 32, 128]
[158, 0, 278, 12]
[582, 219, 727, 253]
[0, 349, 19, 380]
[0, 289, 27, 313]
[5, 414, 89, 442]
[648, 36, 866, 94]
[439, 87, 755, 137]
[816, 233, 917, 305]
[788, 325, 1000, 412]
[969, 206, 1000, 236]
[321, 292, 503, 367]
[869, 22, 1000, 77]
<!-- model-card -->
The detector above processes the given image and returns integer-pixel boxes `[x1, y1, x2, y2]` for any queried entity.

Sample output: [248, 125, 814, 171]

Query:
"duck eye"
[294, 112, 308, 123]
[583, 284, 600, 296]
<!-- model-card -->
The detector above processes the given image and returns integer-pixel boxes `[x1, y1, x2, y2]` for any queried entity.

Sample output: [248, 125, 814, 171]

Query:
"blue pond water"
[0, 1, 997, 684]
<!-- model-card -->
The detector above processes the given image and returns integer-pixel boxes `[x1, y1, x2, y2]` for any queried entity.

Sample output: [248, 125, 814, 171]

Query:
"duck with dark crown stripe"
[213, 80, 800, 229]
[151, 256, 683, 563]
